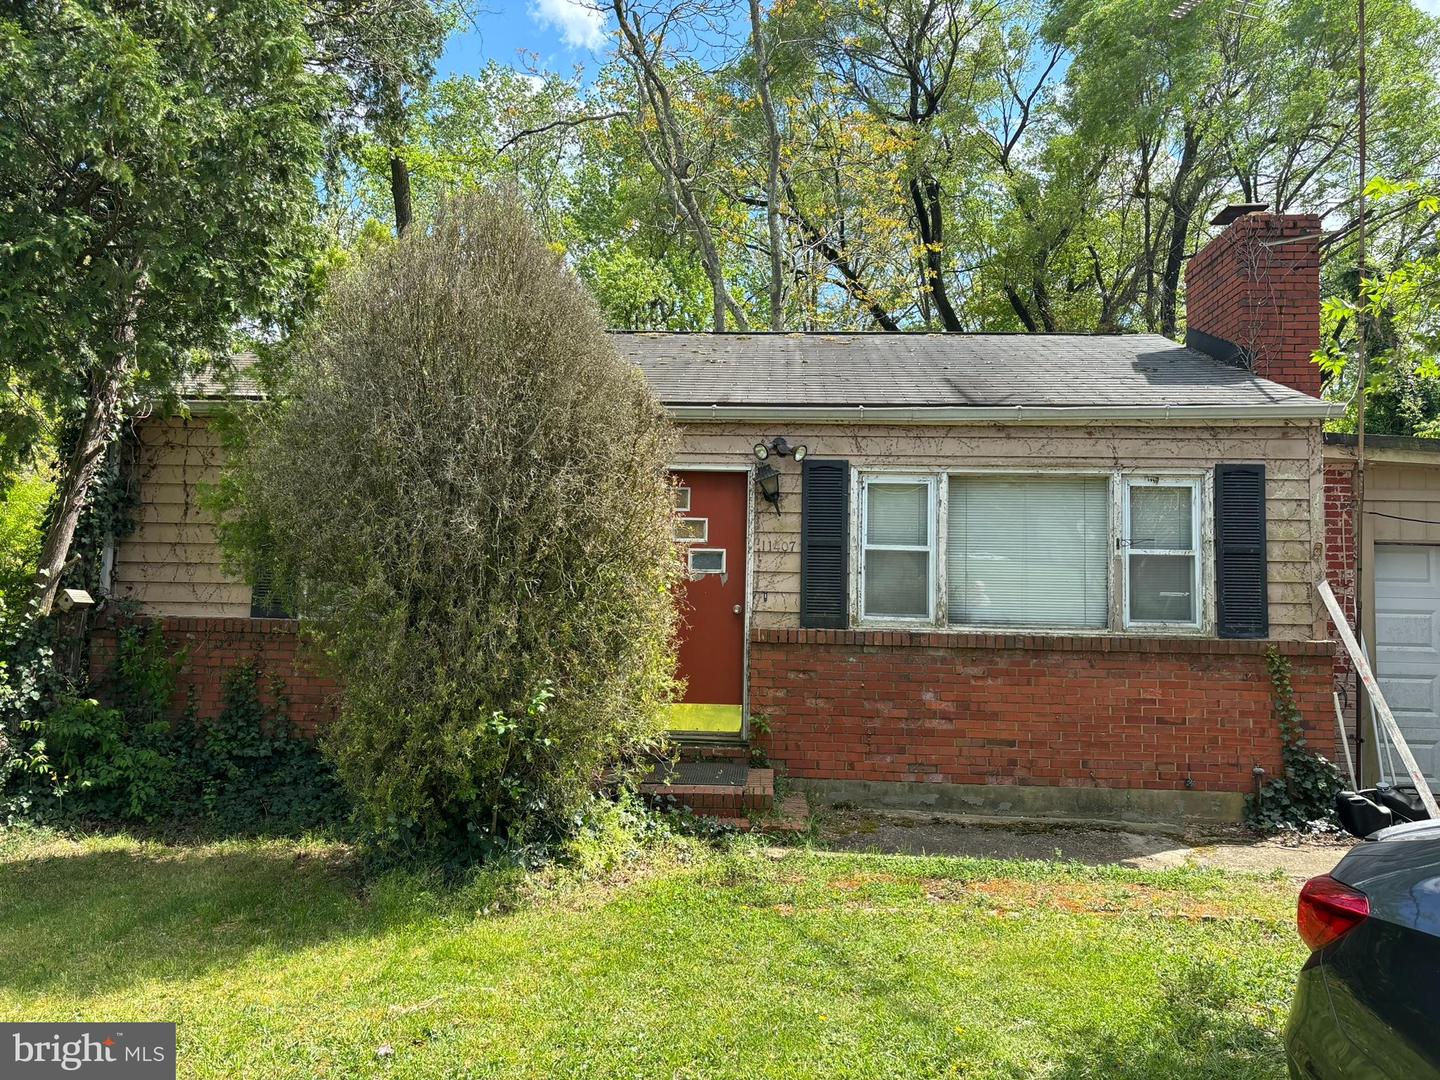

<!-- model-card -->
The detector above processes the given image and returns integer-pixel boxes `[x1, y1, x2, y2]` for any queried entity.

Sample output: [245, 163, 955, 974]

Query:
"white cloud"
[530, 0, 606, 50]
[1417, 0, 1440, 14]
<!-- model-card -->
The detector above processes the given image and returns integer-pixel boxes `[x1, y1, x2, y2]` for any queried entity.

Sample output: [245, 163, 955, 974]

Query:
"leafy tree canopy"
[1, 0, 452, 613]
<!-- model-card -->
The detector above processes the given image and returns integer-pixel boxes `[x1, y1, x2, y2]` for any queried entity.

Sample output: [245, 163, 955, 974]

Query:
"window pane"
[1129, 485, 1193, 550]
[864, 549, 929, 618]
[946, 476, 1109, 628]
[1129, 554, 1196, 622]
[866, 482, 929, 546]
[673, 517, 707, 542]
[688, 549, 725, 574]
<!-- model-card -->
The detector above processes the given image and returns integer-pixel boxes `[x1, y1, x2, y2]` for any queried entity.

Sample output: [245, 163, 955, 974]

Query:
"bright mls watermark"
[0, 1024, 175, 1079]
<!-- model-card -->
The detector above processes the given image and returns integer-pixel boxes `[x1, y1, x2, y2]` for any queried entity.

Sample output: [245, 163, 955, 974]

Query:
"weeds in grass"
[0, 826, 1302, 1080]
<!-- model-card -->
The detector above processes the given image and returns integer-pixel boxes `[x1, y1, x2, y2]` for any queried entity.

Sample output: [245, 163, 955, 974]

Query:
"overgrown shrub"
[5, 624, 182, 822]
[1, 618, 87, 825]
[1244, 648, 1343, 832]
[214, 191, 680, 857]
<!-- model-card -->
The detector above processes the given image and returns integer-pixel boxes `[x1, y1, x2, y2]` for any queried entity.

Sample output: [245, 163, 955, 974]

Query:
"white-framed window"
[672, 486, 691, 512]
[673, 517, 708, 543]
[850, 469, 1212, 635]
[1122, 476, 1202, 629]
[859, 476, 935, 621]
[688, 548, 726, 575]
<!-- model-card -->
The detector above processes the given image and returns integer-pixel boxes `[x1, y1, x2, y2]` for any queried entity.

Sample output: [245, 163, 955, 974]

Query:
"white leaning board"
[1318, 579, 1439, 819]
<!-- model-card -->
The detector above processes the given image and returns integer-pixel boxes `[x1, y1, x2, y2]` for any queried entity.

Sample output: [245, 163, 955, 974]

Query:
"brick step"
[707, 796, 810, 835]
[639, 763, 774, 813]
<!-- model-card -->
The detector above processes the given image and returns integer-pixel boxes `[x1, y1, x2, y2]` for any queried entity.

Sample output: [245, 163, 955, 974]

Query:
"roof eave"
[181, 396, 262, 414]
[664, 402, 1338, 424]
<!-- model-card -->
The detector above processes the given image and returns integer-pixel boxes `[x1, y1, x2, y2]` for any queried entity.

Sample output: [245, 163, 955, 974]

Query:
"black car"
[1286, 819, 1440, 1079]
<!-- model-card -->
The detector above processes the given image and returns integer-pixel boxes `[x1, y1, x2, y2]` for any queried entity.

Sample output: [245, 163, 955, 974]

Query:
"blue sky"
[439, 1, 608, 78]
[437, 0, 1440, 82]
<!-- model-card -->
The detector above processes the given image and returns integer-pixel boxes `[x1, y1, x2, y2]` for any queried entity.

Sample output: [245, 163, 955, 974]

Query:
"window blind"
[946, 476, 1109, 628]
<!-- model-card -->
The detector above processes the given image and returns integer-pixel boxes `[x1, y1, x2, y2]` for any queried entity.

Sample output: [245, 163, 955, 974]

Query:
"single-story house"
[95, 208, 1401, 824]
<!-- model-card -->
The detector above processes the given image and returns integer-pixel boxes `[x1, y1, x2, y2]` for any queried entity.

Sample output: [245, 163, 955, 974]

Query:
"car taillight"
[1297, 875, 1369, 952]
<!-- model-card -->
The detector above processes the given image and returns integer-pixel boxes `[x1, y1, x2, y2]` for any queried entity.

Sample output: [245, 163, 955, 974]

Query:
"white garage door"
[1375, 544, 1440, 788]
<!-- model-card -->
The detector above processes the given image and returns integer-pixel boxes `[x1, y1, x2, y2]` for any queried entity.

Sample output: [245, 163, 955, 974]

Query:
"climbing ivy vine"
[1244, 648, 1343, 832]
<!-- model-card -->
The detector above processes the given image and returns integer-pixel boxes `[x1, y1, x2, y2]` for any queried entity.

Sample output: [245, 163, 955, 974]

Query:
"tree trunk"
[909, 175, 962, 331]
[1032, 273, 1057, 333]
[1159, 124, 1202, 338]
[34, 276, 144, 616]
[390, 151, 413, 237]
[709, 263, 728, 331]
[749, 0, 785, 331]
[1004, 285, 1039, 332]
[613, 0, 747, 333]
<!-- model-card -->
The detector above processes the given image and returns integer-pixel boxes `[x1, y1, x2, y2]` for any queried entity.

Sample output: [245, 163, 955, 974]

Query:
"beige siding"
[112, 416, 252, 617]
[119, 415, 1325, 637]
[675, 420, 1325, 641]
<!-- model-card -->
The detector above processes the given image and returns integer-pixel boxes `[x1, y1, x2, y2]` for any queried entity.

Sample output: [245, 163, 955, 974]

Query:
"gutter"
[182, 398, 1338, 423]
[664, 401, 1340, 424]
[181, 397, 259, 416]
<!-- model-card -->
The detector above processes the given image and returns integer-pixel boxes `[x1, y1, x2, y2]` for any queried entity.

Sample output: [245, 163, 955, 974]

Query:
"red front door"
[671, 469, 747, 734]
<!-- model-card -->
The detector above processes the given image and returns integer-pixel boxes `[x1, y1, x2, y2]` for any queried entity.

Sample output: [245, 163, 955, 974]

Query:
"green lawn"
[0, 827, 1306, 1078]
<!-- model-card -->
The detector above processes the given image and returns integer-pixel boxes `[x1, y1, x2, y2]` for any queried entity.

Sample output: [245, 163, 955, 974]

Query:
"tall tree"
[304, 0, 455, 236]
[807, 0, 1001, 330]
[610, 0, 751, 331]
[0, 0, 333, 614]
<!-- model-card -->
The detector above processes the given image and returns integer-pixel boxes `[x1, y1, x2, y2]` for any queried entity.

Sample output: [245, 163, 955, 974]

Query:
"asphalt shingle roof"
[181, 352, 263, 400]
[188, 333, 1326, 413]
[611, 332, 1322, 410]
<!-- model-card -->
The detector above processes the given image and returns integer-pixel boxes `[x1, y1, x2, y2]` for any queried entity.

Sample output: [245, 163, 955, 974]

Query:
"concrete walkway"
[815, 808, 1358, 881]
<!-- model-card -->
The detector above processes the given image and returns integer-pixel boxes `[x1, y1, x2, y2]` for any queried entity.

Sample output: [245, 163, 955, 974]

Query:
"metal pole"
[1352, 0, 1368, 785]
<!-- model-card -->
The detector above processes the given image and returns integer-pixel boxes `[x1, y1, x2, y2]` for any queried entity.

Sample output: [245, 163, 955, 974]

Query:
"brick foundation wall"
[90, 617, 337, 737]
[1184, 211, 1323, 397]
[88, 617, 1340, 803]
[750, 629, 1334, 795]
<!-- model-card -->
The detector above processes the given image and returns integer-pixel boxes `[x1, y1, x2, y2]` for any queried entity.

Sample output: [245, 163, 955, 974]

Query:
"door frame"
[668, 462, 754, 742]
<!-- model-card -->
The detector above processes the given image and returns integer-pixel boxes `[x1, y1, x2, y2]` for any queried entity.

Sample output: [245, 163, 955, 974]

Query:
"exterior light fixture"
[753, 436, 808, 462]
[755, 462, 782, 509]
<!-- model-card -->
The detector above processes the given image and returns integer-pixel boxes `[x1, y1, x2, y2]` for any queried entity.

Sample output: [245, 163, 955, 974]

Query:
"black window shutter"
[1215, 464, 1268, 639]
[800, 458, 849, 629]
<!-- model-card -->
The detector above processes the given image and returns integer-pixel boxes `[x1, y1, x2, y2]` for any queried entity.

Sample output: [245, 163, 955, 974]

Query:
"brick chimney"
[1183, 207, 1324, 398]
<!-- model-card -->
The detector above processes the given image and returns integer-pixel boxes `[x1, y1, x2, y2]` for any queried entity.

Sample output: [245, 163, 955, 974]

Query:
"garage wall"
[1364, 461, 1440, 545]
[1324, 448, 1440, 785]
